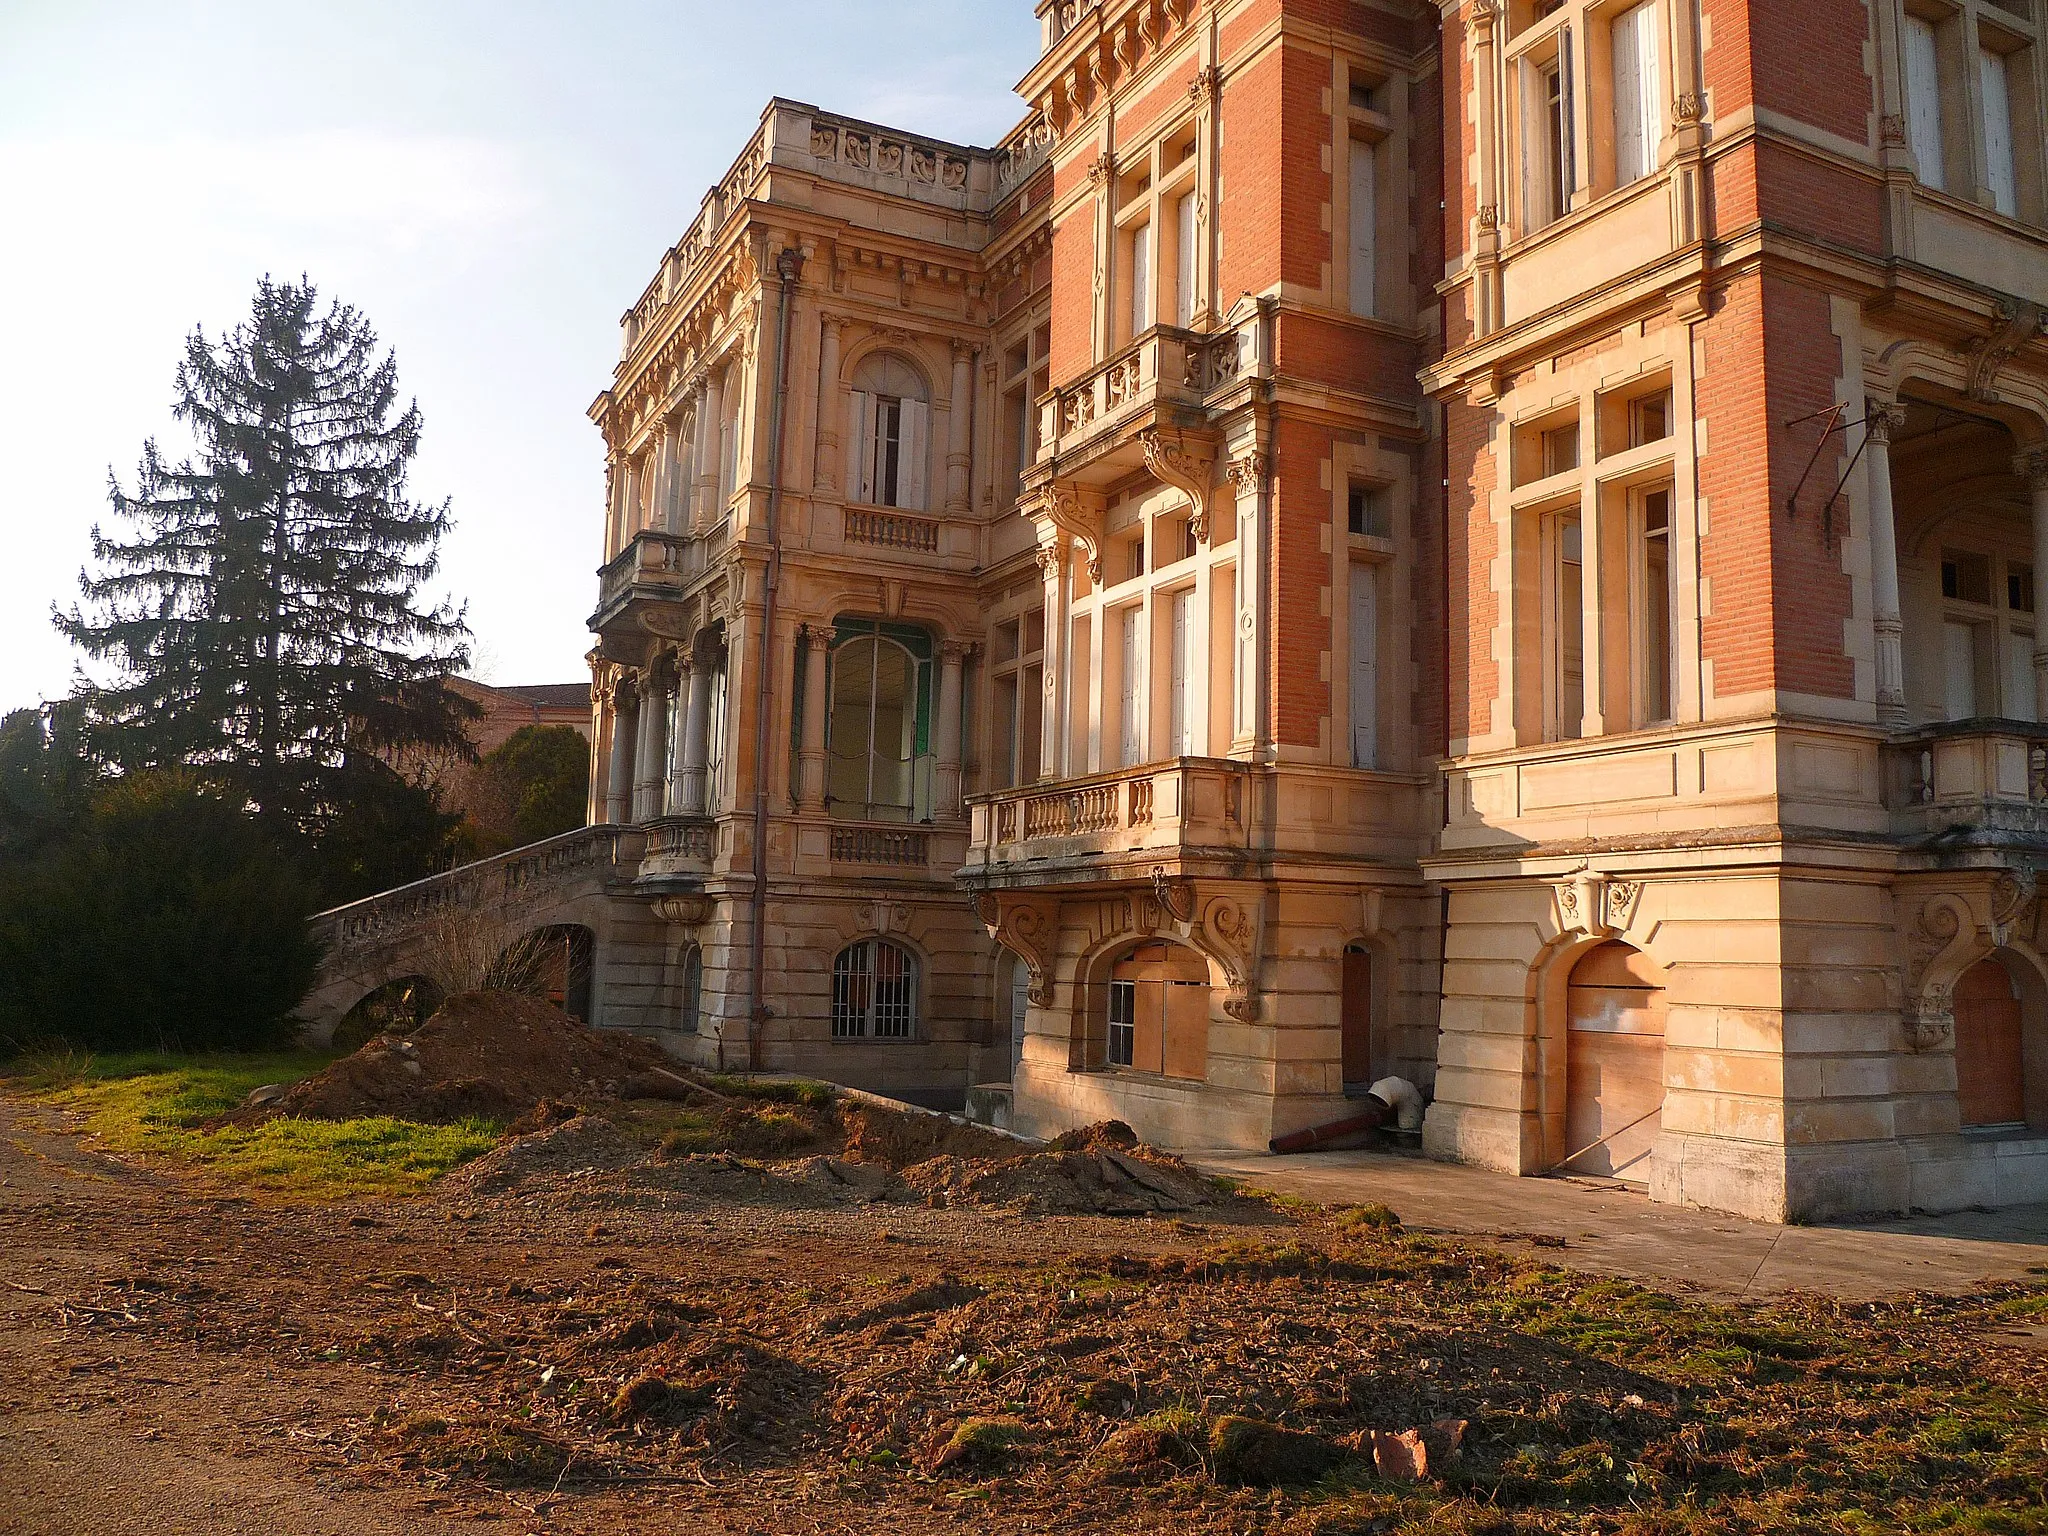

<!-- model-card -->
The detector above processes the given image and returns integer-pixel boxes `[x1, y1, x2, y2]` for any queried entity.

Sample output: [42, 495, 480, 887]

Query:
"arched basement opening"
[332, 975, 444, 1052]
[496, 925, 596, 1023]
[1560, 941, 1667, 1182]
[1106, 941, 1209, 1082]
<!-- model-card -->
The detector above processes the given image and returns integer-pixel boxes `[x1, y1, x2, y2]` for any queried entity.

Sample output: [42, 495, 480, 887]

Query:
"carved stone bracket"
[1966, 299, 2048, 403]
[1138, 872, 1261, 1023]
[1141, 429, 1218, 542]
[1028, 484, 1104, 582]
[1898, 877, 2044, 1051]
[975, 893, 1058, 1006]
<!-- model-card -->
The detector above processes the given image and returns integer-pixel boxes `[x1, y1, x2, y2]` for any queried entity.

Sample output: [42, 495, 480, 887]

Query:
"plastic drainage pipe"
[1268, 1097, 1390, 1154]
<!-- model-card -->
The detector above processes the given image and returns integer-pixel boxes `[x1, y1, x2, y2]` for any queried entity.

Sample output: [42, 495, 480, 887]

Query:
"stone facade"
[313, 0, 2048, 1222]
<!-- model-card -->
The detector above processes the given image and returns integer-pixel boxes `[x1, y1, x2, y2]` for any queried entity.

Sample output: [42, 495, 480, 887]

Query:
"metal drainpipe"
[744, 246, 804, 1073]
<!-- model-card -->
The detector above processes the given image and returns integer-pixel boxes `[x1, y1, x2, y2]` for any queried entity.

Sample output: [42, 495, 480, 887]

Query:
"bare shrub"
[413, 901, 554, 1002]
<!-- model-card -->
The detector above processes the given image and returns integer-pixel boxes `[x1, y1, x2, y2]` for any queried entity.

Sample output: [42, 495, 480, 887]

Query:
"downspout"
[745, 246, 803, 1073]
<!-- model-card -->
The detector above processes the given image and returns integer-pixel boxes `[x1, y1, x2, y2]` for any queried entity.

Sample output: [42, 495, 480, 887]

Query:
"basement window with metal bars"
[831, 939, 919, 1040]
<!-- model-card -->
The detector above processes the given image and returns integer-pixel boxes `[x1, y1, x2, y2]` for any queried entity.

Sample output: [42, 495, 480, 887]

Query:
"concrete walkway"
[1190, 1146, 2048, 1302]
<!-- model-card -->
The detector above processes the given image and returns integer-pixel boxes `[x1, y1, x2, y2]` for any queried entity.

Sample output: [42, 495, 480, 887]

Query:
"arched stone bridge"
[302, 825, 682, 1044]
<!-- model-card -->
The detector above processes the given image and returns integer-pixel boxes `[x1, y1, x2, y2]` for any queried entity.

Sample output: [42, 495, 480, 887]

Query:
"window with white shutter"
[1611, 1, 1661, 188]
[1348, 136, 1378, 317]
[846, 354, 930, 511]
[1982, 45, 2019, 215]
[1905, 16, 1946, 190]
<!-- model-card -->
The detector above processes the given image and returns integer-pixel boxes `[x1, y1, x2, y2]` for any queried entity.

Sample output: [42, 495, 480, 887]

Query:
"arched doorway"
[332, 975, 444, 1052]
[1107, 942, 1209, 1080]
[1561, 942, 1666, 1181]
[1341, 944, 1374, 1091]
[1955, 957, 2026, 1128]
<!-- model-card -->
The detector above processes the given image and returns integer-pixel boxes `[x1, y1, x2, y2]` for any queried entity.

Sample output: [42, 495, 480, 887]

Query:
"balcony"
[594, 529, 693, 627]
[637, 815, 717, 880]
[1036, 324, 1257, 467]
[1884, 721, 2048, 842]
[965, 758, 1251, 879]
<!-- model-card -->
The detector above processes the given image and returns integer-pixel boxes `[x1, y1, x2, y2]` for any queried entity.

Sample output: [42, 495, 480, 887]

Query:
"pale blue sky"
[0, 1, 1042, 711]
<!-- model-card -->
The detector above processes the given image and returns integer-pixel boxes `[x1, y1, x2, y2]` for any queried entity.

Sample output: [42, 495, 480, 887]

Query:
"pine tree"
[58, 277, 478, 851]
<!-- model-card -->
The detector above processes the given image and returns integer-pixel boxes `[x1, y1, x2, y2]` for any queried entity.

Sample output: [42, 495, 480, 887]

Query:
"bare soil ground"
[5, 1062, 2048, 1532]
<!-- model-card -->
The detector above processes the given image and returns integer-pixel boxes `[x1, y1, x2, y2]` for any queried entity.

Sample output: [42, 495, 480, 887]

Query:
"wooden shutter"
[1350, 564, 1379, 769]
[1982, 47, 2018, 216]
[1120, 606, 1143, 768]
[1559, 26, 1576, 204]
[1905, 16, 1945, 190]
[1176, 193, 1198, 327]
[1349, 137, 1377, 317]
[847, 390, 873, 504]
[898, 398, 928, 510]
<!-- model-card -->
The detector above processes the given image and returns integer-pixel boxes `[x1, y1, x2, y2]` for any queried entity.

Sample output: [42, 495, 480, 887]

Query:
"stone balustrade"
[1883, 721, 2048, 838]
[966, 758, 1250, 871]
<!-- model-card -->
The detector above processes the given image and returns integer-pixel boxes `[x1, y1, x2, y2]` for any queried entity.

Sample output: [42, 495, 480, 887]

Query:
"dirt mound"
[900, 1143, 1218, 1215]
[442, 1115, 642, 1195]
[838, 1102, 1019, 1167]
[265, 992, 683, 1125]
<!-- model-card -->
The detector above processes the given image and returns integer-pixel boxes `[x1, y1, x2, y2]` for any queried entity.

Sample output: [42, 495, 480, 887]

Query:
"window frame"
[825, 620, 935, 822]
[831, 938, 920, 1041]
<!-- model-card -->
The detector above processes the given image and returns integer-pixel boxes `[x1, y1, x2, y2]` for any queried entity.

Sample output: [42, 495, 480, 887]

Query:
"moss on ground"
[7, 1050, 497, 1198]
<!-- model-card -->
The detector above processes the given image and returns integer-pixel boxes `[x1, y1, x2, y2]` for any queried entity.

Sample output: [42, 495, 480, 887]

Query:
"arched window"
[848, 353, 930, 511]
[678, 945, 703, 1034]
[827, 619, 934, 822]
[832, 939, 918, 1040]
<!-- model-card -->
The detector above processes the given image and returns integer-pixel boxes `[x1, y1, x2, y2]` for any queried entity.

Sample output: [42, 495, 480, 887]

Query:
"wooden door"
[1341, 946, 1374, 1088]
[1564, 943, 1666, 1181]
[1955, 959, 2026, 1127]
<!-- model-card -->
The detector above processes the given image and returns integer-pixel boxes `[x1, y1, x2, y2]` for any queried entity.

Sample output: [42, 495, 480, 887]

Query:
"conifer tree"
[58, 277, 478, 850]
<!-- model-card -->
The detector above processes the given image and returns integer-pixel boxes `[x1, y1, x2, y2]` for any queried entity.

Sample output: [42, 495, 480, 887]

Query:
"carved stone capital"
[2014, 448, 2048, 490]
[1864, 397, 1907, 445]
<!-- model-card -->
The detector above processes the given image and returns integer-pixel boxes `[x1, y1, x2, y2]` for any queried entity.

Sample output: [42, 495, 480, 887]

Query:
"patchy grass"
[7, 1050, 498, 1199]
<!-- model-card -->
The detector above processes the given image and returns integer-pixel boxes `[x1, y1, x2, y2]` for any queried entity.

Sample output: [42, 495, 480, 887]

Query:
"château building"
[317, 0, 2048, 1223]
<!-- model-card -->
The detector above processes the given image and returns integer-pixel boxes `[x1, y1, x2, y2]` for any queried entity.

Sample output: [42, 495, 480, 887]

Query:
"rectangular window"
[1350, 564, 1379, 769]
[1629, 390, 1672, 447]
[1529, 33, 1576, 226]
[1108, 979, 1136, 1066]
[1906, 14, 1946, 190]
[1349, 482, 1393, 538]
[1169, 589, 1194, 757]
[1982, 46, 2019, 216]
[1348, 135, 1378, 318]
[2012, 564, 2037, 612]
[1175, 192, 1198, 328]
[1944, 549, 1992, 604]
[1543, 420, 1582, 477]
[1128, 220, 1152, 338]
[1639, 488, 1675, 724]
[1611, 1, 1663, 187]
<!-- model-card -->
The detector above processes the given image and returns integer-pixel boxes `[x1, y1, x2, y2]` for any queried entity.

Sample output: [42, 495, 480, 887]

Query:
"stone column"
[798, 624, 833, 808]
[2019, 450, 2048, 720]
[633, 670, 669, 822]
[945, 341, 974, 516]
[1867, 399, 1908, 727]
[664, 653, 692, 815]
[1038, 540, 1070, 782]
[1467, 0, 1503, 339]
[680, 653, 716, 815]
[815, 317, 845, 496]
[606, 686, 637, 825]
[935, 639, 967, 820]
[648, 422, 673, 537]
[692, 371, 724, 532]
